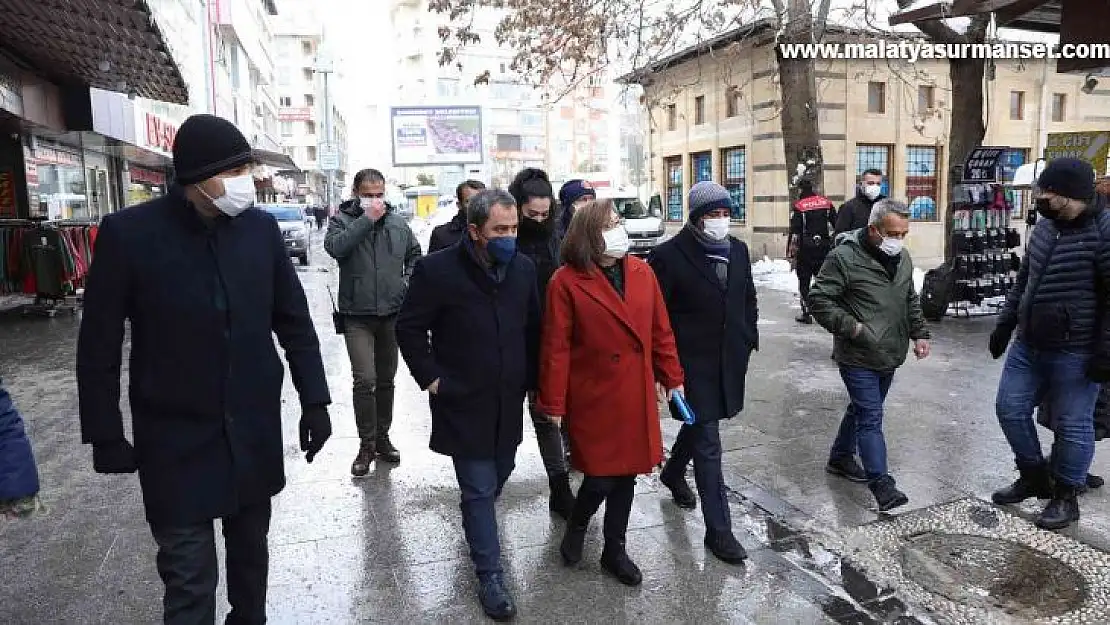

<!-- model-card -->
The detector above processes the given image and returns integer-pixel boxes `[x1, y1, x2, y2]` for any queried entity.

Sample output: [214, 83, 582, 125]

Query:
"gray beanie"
[688, 181, 733, 221]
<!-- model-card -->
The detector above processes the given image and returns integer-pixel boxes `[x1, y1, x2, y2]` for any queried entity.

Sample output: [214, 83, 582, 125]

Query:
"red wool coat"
[537, 256, 684, 476]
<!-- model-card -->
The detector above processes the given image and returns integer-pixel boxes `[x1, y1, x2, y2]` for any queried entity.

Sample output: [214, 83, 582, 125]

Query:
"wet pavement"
[3, 226, 1110, 624]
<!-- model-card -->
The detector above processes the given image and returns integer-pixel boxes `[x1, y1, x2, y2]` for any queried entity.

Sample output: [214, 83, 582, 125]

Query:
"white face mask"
[879, 236, 904, 257]
[702, 217, 730, 241]
[359, 197, 374, 210]
[862, 184, 882, 201]
[602, 226, 629, 259]
[200, 174, 256, 217]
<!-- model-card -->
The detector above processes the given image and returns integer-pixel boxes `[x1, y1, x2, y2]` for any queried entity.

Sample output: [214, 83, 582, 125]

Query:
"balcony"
[214, 0, 275, 81]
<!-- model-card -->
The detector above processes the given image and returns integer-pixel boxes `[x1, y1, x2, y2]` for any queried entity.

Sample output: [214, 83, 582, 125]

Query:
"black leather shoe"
[992, 463, 1052, 504]
[350, 443, 374, 477]
[869, 475, 909, 512]
[705, 530, 748, 565]
[560, 522, 588, 565]
[796, 313, 813, 324]
[826, 456, 869, 483]
[548, 472, 576, 520]
[600, 542, 643, 586]
[375, 436, 401, 464]
[1036, 484, 1080, 530]
[660, 470, 697, 510]
[477, 573, 516, 621]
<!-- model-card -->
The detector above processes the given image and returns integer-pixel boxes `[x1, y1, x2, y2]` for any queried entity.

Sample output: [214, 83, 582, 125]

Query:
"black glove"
[92, 440, 138, 474]
[1088, 355, 1110, 384]
[989, 323, 1015, 359]
[299, 405, 332, 463]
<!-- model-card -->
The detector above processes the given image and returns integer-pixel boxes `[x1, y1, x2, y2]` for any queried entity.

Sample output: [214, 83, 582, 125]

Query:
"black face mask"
[1035, 197, 1060, 220]
[519, 216, 552, 238]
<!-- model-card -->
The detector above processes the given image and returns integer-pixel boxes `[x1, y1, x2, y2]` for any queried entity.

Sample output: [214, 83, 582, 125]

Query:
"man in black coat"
[77, 114, 332, 625]
[648, 181, 757, 565]
[833, 168, 885, 235]
[396, 189, 540, 621]
[428, 179, 485, 253]
[989, 157, 1110, 530]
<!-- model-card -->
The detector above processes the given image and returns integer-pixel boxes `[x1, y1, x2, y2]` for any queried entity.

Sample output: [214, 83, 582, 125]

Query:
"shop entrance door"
[86, 167, 112, 218]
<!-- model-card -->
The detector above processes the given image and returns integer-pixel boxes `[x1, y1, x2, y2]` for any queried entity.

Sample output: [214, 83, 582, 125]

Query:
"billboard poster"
[391, 106, 484, 166]
[1044, 131, 1110, 176]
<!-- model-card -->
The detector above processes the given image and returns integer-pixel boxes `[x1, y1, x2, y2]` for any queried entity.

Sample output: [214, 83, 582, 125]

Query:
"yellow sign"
[1044, 131, 1110, 175]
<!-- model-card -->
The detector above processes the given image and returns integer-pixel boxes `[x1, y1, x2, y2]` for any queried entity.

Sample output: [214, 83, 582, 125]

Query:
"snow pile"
[415, 203, 460, 252]
[749, 256, 927, 296]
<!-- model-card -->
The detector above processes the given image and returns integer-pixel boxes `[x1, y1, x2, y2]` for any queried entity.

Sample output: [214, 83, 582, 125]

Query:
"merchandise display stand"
[948, 184, 1023, 318]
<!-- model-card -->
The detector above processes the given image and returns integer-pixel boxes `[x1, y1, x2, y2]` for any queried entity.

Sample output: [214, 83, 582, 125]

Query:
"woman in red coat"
[537, 199, 684, 586]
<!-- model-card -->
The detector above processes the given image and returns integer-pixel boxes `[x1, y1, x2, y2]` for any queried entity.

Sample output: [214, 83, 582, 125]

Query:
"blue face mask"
[486, 236, 517, 265]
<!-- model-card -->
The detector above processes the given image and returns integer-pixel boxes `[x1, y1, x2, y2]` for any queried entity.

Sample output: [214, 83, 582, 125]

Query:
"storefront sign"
[962, 147, 1008, 183]
[32, 143, 82, 167]
[1044, 131, 1110, 175]
[0, 169, 15, 217]
[129, 164, 166, 187]
[279, 107, 313, 122]
[0, 65, 21, 116]
[144, 113, 178, 153]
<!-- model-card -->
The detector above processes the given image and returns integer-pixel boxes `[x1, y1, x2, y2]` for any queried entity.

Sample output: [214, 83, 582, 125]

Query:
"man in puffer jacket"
[989, 157, 1110, 530]
[0, 378, 40, 517]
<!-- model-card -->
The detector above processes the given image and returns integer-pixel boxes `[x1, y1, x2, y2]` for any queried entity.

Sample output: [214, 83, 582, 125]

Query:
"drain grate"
[842, 498, 1110, 624]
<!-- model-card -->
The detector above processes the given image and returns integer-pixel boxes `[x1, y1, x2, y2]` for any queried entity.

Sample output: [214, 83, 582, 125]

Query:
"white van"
[595, 188, 667, 257]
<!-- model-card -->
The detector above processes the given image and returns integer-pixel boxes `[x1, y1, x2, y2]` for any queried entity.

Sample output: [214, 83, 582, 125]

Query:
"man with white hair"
[808, 199, 931, 511]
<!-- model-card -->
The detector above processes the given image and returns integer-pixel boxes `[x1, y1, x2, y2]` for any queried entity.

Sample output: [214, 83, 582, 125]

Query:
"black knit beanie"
[1037, 157, 1096, 201]
[172, 114, 254, 185]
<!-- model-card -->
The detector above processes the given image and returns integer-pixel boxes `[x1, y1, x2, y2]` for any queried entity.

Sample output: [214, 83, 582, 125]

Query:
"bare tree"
[429, 0, 831, 196]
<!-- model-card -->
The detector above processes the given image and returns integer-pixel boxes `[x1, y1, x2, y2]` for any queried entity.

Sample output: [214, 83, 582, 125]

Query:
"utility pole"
[199, 0, 215, 114]
[316, 47, 336, 211]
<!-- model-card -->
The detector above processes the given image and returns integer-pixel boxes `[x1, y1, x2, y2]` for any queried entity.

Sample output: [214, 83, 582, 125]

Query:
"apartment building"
[274, 1, 350, 205]
[629, 21, 1110, 264]
[211, 0, 282, 152]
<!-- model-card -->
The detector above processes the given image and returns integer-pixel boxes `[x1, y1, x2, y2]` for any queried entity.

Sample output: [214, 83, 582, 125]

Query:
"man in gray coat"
[325, 168, 422, 475]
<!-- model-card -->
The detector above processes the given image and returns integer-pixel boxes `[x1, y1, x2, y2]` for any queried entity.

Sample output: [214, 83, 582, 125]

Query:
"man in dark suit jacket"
[77, 114, 332, 625]
[648, 181, 757, 566]
[428, 179, 485, 253]
[396, 189, 540, 622]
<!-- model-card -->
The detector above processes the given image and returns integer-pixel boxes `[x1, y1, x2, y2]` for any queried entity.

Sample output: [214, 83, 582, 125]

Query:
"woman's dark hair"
[508, 167, 554, 209]
[560, 199, 615, 271]
[352, 168, 385, 192]
[455, 179, 486, 205]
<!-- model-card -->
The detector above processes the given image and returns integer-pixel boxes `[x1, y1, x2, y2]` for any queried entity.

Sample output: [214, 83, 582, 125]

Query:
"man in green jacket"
[325, 168, 422, 475]
[808, 199, 931, 511]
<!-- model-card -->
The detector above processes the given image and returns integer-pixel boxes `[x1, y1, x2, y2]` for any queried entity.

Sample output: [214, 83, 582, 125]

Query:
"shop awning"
[0, 0, 189, 104]
[253, 149, 299, 172]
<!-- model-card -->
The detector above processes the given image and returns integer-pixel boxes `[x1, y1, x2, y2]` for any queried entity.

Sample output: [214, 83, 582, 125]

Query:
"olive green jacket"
[808, 229, 930, 371]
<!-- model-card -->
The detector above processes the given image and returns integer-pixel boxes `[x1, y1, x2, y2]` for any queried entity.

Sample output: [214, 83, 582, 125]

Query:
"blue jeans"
[830, 366, 895, 481]
[664, 420, 731, 534]
[452, 452, 517, 577]
[995, 339, 1099, 487]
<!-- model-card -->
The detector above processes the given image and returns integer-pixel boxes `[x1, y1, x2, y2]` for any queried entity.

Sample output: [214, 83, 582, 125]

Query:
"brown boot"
[351, 442, 374, 477]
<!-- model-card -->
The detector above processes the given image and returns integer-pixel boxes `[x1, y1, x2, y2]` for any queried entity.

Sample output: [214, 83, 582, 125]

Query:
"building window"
[726, 89, 741, 118]
[691, 151, 712, 183]
[496, 134, 522, 151]
[905, 146, 940, 221]
[302, 68, 313, 82]
[1051, 93, 1067, 122]
[305, 120, 316, 135]
[666, 104, 677, 131]
[664, 156, 683, 221]
[868, 82, 886, 113]
[856, 144, 891, 197]
[307, 146, 317, 161]
[1010, 91, 1025, 120]
[694, 96, 706, 125]
[279, 96, 292, 107]
[918, 85, 935, 111]
[302, 40, 313, 56]
[305, 94, 315, 107]
[280, 120, 293, 136]
[721, 147, 746, 222]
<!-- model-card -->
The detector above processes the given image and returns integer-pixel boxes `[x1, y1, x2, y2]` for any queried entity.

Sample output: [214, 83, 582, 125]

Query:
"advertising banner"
[391, 106, 483, 166]
[1044, 131, 1110, 176]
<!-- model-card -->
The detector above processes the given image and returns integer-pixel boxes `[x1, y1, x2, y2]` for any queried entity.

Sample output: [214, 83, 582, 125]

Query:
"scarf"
[686, 223, 730, 286]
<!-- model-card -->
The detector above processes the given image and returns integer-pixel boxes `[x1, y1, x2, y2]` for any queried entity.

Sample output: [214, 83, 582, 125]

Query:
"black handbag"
[327, 286, 345, 335]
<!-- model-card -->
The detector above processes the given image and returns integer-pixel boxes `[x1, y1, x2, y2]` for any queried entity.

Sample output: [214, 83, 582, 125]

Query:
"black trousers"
[795, 245, 828, 315]
[662, 420, 731, 534]
[572, 475, 636, 545]
[150, 499, 273, 625]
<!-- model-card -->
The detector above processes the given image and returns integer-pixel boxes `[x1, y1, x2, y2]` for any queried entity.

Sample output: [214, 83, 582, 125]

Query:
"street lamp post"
[315, 51, 336, 210]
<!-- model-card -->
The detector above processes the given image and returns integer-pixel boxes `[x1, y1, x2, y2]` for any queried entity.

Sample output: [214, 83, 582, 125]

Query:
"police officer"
[787, 179, 836, 324]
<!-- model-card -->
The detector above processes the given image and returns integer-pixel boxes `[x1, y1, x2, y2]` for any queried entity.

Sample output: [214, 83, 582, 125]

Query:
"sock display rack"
[947, 184, 1023, 317]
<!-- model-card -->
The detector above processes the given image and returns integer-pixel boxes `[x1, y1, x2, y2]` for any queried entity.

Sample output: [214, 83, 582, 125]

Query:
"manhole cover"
[901, 532, 1087, 619]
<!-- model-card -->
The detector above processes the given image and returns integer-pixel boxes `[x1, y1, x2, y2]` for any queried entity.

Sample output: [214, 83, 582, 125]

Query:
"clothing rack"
[0, 219, 99, 316]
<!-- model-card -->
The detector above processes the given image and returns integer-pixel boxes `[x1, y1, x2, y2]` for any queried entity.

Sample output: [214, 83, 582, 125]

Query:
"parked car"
[596, 188, 667, 257]
[259, 203, 311, 265]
